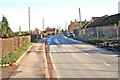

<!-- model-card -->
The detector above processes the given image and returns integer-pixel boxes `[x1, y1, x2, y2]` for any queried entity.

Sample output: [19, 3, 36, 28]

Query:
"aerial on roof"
[86, 13, 120, 28]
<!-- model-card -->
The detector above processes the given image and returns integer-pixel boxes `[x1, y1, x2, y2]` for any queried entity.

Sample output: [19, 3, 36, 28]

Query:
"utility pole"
[19, 26, 21, 32]
[42, 18, 44, 31]
[28, 7, 30, 32]
[65, 22, 67, 30]
[79, 8, 81, 25]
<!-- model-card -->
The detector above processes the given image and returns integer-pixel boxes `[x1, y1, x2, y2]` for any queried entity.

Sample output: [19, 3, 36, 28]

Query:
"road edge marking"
[14, 43, 34, 66]
[104, 62, 111, 66]
[49, 46, 59, 78]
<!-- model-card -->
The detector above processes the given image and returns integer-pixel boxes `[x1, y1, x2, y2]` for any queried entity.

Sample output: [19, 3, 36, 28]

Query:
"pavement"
[47, 34, 118, 78]
[10, 43, 45, 78]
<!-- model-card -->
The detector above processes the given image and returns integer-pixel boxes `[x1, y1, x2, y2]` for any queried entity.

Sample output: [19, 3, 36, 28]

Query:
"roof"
[68, 21, 86, 28]
[86, 13, 120, 28]
[68, 21, 80, 27]
[92, 17, 102, 20]
[81, 21, 92, 29]
[45, 27, 55, 31]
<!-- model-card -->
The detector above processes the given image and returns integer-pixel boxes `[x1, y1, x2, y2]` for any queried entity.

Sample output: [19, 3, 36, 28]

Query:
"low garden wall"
[0, 36, 31, 57]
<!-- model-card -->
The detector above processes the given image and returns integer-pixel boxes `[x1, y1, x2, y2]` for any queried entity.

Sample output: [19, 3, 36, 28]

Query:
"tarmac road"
[48, 34, 118, 78]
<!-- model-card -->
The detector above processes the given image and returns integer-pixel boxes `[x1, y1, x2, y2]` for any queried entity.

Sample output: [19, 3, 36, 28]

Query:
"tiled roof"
[45, 27, 55, 31]
[86, 13, 120, 28]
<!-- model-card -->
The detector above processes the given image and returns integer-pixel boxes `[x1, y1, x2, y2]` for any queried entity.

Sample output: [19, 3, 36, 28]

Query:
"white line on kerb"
[104, 62, 111, 66]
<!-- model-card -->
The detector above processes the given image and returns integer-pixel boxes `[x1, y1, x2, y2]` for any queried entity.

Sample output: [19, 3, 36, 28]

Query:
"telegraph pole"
[42, 18, 44, 31]
[65, 22, 67, 30]
[79, 8, 81, 25]
[19, 26, 21, 32]
[28, 7, 30, 32]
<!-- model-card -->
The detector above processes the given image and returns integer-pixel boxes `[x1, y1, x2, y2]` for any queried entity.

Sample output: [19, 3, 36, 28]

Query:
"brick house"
[45, 27, 55, 35]
[68, 20, 86, 36]
[42, 27, 56, 36]
[68, 20, 80, 33]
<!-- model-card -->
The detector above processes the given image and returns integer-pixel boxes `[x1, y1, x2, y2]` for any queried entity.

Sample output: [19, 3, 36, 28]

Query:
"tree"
[56, 29, 59, 34]
[60, 29, 64, 34]
[33, 28, 40, 34]
[0, 21, 3, 37]
[1, 16, 14, 38]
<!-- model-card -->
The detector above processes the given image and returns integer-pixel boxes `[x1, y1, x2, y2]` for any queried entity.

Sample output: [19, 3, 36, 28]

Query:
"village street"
[47, 34, 118, 78]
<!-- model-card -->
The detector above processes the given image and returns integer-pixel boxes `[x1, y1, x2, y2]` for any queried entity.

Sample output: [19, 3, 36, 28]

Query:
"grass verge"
[1, 43, 32, 65]
[74, 37, 120, 52]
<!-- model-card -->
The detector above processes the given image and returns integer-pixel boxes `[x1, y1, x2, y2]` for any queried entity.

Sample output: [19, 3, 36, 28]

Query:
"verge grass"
[1, 43, 32, 65]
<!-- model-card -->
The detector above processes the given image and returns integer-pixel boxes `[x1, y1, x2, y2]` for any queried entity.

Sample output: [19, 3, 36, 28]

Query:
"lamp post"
[28, 7, 31, 32]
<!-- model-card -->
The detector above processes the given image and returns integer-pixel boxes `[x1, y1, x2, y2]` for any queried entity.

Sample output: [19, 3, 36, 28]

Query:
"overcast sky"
[0, 0, 119, 32]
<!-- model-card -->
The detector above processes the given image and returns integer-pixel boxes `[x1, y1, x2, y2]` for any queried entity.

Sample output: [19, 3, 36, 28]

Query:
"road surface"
[47, 34, 118, 78]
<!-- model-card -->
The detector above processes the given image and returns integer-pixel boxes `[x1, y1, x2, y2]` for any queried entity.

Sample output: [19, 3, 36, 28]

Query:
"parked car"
[69, 33, 75, 37]
[64, 33, 75, 37]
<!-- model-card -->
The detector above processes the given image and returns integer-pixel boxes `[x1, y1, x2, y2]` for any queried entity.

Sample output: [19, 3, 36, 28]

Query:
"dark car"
[69, 33, 75, 37]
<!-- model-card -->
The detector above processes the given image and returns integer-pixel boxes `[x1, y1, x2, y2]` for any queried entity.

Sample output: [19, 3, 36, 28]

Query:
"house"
[42, 27, 56, 37]
[68, 20, 80, 33]
[45, 27, 55, 35]
[84, 13, 120, 39]
[68, 20, 86, 36]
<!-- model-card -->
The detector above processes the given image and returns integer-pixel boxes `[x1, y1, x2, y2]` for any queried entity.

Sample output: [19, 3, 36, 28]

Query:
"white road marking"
[104, 62, 111, 66]
[86, 53, 91, 56]
[49, 52, 56, 71]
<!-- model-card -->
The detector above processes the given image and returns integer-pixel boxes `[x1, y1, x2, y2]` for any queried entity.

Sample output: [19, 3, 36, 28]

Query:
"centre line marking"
[104, 62, 111, 66]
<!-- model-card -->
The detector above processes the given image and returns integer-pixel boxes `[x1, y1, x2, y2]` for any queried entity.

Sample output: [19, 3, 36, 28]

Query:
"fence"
[85, 25, 119, 39]
[0, 36, 31, 57]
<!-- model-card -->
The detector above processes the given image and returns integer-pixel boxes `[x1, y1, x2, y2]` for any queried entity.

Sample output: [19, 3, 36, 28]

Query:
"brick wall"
[14, 37, 19, 50]
[19, 36, 24, 47]
[0, 38, 2, 58]
[2, 38, 14, 57]
[1, 36, 31, 57]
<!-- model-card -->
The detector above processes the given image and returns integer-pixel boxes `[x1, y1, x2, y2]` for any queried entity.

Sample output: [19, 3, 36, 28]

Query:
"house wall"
[46, 31, 55, 35]
[68, 21, 80, 33]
